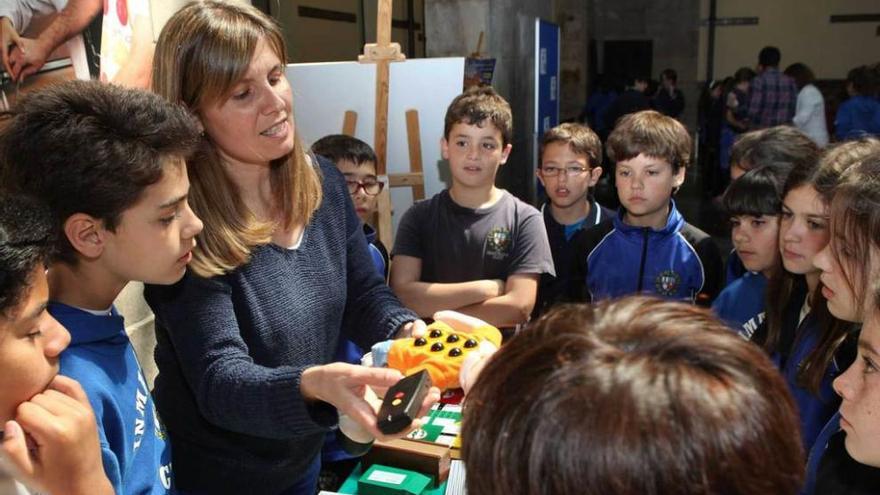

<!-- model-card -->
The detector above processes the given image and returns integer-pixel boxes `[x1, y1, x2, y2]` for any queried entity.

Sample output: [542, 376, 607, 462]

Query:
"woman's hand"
[301, 363, 440, 441]
[1, 376, 114, 495]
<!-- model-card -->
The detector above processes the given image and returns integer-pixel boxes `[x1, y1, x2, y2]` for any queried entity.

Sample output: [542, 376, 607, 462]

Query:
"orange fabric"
[386, 321, 501, 390]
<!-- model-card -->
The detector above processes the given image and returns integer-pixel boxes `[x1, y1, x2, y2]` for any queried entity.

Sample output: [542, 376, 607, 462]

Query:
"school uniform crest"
[654, 270, 681, 296]
[486, 227, 512, 260]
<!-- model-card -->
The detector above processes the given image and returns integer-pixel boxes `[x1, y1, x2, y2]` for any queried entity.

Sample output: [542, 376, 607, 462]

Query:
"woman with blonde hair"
[144, 2, 437, 493]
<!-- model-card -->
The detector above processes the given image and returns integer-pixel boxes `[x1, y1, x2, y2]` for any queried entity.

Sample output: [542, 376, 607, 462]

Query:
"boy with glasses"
[312, 134, 389, 279]
[533, 123, 613, 316]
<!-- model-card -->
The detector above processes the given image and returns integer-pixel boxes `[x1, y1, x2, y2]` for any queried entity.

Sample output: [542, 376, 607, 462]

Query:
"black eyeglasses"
[540, 166, 590, 177]
[346, 179, 385, 196]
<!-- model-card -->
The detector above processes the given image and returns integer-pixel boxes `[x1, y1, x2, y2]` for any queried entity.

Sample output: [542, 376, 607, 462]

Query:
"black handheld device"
[376, 369, 433, 435]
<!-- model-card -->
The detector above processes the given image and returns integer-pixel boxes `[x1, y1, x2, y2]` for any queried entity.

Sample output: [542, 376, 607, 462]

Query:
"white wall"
[287, 57, 465, 234]
[698, 0, 880, 80]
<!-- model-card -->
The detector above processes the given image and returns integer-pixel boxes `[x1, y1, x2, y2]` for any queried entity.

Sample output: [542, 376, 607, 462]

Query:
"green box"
[357, 464, 432, 495]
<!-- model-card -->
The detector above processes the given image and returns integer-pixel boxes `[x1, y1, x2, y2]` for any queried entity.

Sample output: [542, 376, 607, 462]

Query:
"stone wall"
[556, 0, 590, 122]
[426, 0, 556, 201]
[589, 0, 701, 130]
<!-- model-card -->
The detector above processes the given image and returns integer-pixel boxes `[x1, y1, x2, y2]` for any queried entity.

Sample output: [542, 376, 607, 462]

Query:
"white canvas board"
[287, 57, 464, 234]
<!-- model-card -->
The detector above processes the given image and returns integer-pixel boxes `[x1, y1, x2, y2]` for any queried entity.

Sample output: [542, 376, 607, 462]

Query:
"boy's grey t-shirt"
[392, 189, 555, 282]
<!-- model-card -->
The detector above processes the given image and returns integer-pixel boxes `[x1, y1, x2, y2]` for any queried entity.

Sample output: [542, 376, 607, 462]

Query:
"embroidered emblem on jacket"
[654, 270, 681, 296]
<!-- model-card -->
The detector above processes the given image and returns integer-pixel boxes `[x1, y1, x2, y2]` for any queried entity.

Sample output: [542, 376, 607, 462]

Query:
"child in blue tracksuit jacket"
[569, 110, 722, 306]
[51, 304, 173, 493]
[572, 201, 722, 304]
[754, 153, 855, 457]
[802, 139, 880, 494]
[712, 166, 789, 336]
[1, 81, 205, 494]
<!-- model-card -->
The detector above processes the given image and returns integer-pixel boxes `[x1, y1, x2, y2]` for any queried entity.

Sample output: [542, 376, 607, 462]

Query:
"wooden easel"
[357, 0, 425, 248]
[341, 107, 426, 234]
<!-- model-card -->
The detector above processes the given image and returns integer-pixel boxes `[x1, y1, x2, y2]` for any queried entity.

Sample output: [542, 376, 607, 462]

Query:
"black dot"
[429, 329, 443, 338]
[414, 337, 427, 346]
[463, 339, 478, 348]
[431, 342, 444, 352]
[446, 334, 460, 343]
[449, 348, 462, 357]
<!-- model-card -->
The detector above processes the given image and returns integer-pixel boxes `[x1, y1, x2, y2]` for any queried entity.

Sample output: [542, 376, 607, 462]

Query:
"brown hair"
[462, 298, 804, 495]
[152, 0, 322, 277]
[784, 63, 816, 91]
[443, 86, 513, 146]
[605, 110, 691, 173]
[729, 126, 818, 175]
[540, 122, 602, 168]
[734, 66, 756, 84]
[762, 146, 858, 393]
[0, 80, 200, 265]
[822, 140, 880, 312]
[847, 65, 877, 96]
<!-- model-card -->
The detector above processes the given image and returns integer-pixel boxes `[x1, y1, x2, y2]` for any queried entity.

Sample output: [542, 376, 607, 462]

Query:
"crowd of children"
[0, 2, 879, 494]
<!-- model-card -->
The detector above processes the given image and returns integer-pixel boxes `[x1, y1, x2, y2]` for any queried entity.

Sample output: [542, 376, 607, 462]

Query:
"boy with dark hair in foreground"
[1, 80, 204, 494]
[0, 194, 113, 495]
[463, 297, 804, 495]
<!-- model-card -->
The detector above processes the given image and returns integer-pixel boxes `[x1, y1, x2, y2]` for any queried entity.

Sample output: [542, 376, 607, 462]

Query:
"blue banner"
[534, 18, 560, 201]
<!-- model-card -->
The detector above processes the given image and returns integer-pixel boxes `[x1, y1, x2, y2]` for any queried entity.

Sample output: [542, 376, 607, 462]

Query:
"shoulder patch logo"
[486, 227, 512, 260]
[654, 270, 681, 296]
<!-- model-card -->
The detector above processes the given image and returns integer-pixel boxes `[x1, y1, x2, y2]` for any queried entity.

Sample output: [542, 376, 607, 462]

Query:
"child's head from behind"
[813, 140, 880, 322]
[0, 195, 70, 424]
[0, 80, 203, 286]
[845, 65, 874, 97]
[311, 134, 382, 224]
[729, 126, 817, 181]
[442, 87, 513, 189]
[606, 110, 691, 225]
[723, 167, 785, 276]
[537, 123, 603, 211]
[462, 297, 804, 495]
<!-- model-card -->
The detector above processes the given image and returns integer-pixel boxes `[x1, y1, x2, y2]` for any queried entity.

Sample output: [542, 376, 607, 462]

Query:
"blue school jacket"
[570, 201, 722, 305]
[53, 303, 173, 494]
